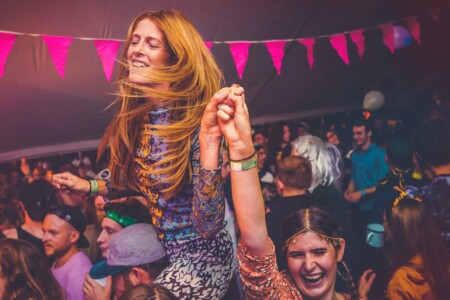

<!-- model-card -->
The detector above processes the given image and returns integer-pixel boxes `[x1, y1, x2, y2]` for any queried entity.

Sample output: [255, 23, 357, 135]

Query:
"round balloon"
[393, 25, 412, 49]
[363, 90, 385, 111]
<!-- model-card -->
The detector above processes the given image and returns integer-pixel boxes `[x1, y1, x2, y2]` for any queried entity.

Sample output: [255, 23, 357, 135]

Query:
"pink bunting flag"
[93, 40, 122, 82]
[229, 42, 251, 79]
[265, 41, 286, 75]
[405, 16, 421, 45]
[349, 29, 365, 61]
[329, 34, 349, 65]
[298, 38, 315, 70]
[379, 23, 394, 54]
[430, 8, 442, 21]
[41, 36, 72, 79]
[0, 32, 17, 78]
[204, 41, 213, 51]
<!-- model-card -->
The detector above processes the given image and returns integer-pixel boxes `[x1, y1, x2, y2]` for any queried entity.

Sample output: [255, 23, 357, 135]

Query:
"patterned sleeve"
[237, 239, 301, 300]
[191, 128, 225, 238]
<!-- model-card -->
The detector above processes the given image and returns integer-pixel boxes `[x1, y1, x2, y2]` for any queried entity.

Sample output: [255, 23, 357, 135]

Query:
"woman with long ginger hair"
[53, 10, 234, 299]
[0, 239, 65, 300]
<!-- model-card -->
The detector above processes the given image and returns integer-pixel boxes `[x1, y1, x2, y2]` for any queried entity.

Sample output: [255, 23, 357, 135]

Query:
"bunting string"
[0, 6, 444, 80]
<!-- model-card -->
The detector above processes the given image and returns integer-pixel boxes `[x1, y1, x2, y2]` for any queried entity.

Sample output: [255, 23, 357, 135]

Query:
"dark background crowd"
[0, 89, 449, 299]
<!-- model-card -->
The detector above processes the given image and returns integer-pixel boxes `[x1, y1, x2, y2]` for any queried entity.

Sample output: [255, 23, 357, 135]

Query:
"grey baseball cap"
[89, 223, 166, 279]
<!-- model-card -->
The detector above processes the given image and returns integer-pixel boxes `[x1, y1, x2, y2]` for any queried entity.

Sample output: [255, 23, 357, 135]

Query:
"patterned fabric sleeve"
[237, 239, 303, 300]
[191, 128, 225, 238]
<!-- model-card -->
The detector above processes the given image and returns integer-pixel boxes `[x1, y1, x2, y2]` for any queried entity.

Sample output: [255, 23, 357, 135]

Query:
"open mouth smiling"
[130, 60, 149, 68]
[301, 273, 325, 285]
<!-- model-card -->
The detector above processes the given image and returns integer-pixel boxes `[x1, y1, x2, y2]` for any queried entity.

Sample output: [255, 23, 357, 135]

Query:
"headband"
[392, 186, 422, 207]
[283, 208, 342, 251]
[105, 210, 138, 228]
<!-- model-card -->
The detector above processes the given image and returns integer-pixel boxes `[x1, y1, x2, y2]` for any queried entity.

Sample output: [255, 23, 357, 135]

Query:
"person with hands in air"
[52, 9, 235, 299]
[213, 84, 372, 300]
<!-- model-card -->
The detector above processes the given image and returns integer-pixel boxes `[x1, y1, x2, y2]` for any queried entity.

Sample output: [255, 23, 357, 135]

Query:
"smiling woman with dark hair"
[206, 82, 370, 299]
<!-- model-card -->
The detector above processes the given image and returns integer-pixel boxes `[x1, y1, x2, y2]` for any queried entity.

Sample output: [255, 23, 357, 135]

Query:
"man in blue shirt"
[345, 118, 389, 242]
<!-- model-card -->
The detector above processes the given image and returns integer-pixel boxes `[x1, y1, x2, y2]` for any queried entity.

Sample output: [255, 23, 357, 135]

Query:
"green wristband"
[89, 180, 99, 195]
[361, 189, 366, 196]
[230, 157, 258, 171]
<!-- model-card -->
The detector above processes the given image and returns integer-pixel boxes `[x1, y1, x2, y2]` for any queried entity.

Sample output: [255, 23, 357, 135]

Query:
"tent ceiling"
[0, 0, 449, 162]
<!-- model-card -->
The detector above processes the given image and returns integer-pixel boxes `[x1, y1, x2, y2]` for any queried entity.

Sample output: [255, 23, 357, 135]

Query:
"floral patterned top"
[238, 238, 351, 300]
[135, 108, 225, 243]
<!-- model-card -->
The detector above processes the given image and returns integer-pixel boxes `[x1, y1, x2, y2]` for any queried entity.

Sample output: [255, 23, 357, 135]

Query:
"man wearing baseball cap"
[43, 205, 93, 300]
[83, 223, 169, 300]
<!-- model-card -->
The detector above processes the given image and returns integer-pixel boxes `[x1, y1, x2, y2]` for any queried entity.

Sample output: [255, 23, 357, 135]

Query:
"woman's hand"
[200, 87, 231, 146]
[217, 84, 254, 160]
[199, 87, 232, 169]
[52, 172, 91, 195]
[358, 269, 376, 300]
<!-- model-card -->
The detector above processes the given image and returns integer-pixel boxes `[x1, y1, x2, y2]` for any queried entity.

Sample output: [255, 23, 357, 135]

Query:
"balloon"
[393, 25, 412, 49]
[363, 90, 385, 111]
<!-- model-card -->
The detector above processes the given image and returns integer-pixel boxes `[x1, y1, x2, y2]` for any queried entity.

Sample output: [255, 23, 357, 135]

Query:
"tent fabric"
[0, 0, 449, 162]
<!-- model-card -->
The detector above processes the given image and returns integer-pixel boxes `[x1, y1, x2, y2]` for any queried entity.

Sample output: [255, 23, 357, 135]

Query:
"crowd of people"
[1, 8, 450, 300]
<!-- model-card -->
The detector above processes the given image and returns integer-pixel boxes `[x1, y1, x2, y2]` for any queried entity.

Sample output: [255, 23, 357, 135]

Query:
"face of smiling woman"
[286, 231, 345, 299]
[126, 18, 171, 87]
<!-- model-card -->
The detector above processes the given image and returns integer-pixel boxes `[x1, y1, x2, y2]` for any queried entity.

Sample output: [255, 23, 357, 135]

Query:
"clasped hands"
[201, 84, 254, 161]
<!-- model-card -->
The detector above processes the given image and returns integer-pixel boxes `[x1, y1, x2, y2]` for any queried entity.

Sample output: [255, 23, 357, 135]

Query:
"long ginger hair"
[98, 10, 224, 198]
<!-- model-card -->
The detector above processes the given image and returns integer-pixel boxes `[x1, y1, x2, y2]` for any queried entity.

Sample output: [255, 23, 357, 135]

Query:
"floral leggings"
[155, 228, 234, 299]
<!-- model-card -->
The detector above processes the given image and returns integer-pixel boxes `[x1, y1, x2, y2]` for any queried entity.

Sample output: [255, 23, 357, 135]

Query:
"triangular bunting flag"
[265, 41, 286, 75]
[298, 38, 315, 70]
[379, 23, 394, 54]
[349, 29, 365, 61]
[405, 16, 421, 45]
[229, 42, 251, 79]
[329, 34, 349, 65]
[430, 8, 442, 21]
[0, 32, 17, 78]
[93, 40, 122, 82]
[41, 36, 72, 79]
[204, 41, 213, 51]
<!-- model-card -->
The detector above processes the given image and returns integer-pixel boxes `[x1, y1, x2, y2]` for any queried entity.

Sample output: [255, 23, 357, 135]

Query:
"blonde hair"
[98, 10, 224, 198]
[291, 134, 341, 190]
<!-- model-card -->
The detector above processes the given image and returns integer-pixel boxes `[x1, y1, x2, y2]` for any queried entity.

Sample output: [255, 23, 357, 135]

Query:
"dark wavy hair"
[0, 239, 64, 300]
[385, 196, 450, 299]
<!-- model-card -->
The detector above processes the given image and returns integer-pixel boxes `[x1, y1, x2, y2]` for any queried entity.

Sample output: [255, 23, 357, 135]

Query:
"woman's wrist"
[228, 141, 254, 161]
[82, 179, 92, 195]
[199, 130, 222, 148]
